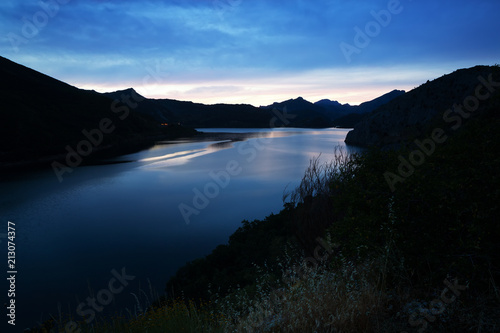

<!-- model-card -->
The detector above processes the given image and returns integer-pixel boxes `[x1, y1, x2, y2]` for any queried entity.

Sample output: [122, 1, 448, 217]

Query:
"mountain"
[102, 90, 404, 130]
[103, 90, 406, 130]
[104, 88, 178, 124]
[259, 96, 333, 127]
[313, 99, 352, 117]
[104, 92, 342, 129]
[315, 99, 345, 108]
[345, 65, 500, 148]
[104, 89, 275, 128]
[329, 89, 406, 127]
[0, 56, 195, 170]
[0, 54, 415, 171]
[354, 89, 406, 113]
[259, 90, 406, 128]
[315, 89, 405, 118]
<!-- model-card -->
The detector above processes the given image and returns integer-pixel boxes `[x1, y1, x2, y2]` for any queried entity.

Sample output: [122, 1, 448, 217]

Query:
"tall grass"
[34, 141, 500, 332]
[218, 254, 390, 332]
[285, 146, 356, 207]
[44, 298, 226, 333]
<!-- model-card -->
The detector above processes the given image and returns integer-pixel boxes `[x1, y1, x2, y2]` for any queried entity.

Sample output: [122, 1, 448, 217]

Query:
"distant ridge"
[103, 89, 404, 129]
[313, 89, 405, 118]
[258, 90, 405, 128]
[105, 89, 275, 128]
[259, 96, 332, 128]
[0, 54, 429, 169]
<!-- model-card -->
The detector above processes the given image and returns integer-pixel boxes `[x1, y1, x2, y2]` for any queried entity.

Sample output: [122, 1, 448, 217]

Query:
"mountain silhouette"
[345, 65, 500, 147]
[260, 90, 405, 127]
[0, 56, 194, 169]
[0, 55, 412, 169]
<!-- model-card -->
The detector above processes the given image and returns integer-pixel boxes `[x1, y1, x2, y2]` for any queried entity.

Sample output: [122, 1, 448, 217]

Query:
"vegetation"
[20, 63, 500, 331]
[30, 86, 500, 332]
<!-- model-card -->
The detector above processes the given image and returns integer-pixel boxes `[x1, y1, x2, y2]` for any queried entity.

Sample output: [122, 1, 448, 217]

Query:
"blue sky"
[1, 0, 499, 105]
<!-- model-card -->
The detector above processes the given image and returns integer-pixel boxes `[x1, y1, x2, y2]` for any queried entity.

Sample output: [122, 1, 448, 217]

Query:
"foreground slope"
[28, 66, 500, 332]
[162, 67, 500, 332]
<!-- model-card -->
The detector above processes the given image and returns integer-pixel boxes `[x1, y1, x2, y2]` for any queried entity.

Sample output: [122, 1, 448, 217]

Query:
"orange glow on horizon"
[74, 66, 448, 107]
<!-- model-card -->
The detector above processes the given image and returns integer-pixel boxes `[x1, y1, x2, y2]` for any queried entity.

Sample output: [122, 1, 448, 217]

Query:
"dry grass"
[217, 252, 390, 333]
[284, 146, 356, 207]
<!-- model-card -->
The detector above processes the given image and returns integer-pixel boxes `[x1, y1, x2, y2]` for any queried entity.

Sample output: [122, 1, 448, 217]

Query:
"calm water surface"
[0, 128, 358, 330]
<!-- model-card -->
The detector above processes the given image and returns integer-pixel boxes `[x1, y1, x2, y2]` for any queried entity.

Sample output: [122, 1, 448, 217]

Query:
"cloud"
[80, 64, 454, 106]
[0, 0, 498, 106]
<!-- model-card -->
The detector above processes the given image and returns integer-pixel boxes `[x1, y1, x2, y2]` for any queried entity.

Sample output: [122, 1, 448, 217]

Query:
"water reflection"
[138, 139, 237, 169]
[0, 127, 356, 329]
[127, 130, 305, 170]
[208, 140, 234, 150]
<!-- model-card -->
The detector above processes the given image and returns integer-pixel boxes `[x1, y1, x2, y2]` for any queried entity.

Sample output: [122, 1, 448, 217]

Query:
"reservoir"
[0, 127, 358, 330]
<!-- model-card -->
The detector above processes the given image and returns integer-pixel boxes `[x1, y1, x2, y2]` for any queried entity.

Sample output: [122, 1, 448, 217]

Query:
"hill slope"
[345, 65, 500, 147]
[163, 76, 500, 332]
[0, 56, 194, 169]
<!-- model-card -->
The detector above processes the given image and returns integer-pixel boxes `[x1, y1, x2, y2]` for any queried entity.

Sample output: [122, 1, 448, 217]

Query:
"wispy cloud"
[1, 0, 499, 105]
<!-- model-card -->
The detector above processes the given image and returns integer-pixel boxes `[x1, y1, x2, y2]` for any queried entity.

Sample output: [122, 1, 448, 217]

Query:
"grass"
[31, 99, 500, 332]
[219, 256, 390, 332]
[41, 298, 226, 333]
[35, 226, 499, 333]
[42, 256, 392, 333]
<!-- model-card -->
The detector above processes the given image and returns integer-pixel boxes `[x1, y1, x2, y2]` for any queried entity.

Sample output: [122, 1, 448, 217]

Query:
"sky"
[0, 0, 499, 106]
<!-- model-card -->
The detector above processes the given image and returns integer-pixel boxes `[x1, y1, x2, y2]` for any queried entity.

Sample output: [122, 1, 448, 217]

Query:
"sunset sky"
[1, 0, 499, 106]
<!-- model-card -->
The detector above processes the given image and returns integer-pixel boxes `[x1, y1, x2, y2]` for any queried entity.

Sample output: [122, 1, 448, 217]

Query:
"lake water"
[0, 128, 358, 331]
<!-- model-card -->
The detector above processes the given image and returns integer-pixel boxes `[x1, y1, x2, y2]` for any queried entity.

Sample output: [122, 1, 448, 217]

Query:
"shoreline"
[0, 127, 341, 174]
[0, 130, 265, 175]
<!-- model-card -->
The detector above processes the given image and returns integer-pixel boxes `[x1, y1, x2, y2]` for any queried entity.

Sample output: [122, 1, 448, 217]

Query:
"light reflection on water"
[0, 127, 359, 329]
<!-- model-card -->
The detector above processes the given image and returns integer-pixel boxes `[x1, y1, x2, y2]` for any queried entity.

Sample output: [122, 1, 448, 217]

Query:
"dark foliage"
[166, 87, 500, 313]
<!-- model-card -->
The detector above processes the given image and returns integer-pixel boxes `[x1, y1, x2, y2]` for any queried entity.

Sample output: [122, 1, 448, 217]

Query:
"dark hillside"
[104, 89, 276, 128]
[26, 65, 500, 332]
[0, 56, 194, 169]
[162, 72, 500, 332]
[345, 65, 500, 147]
